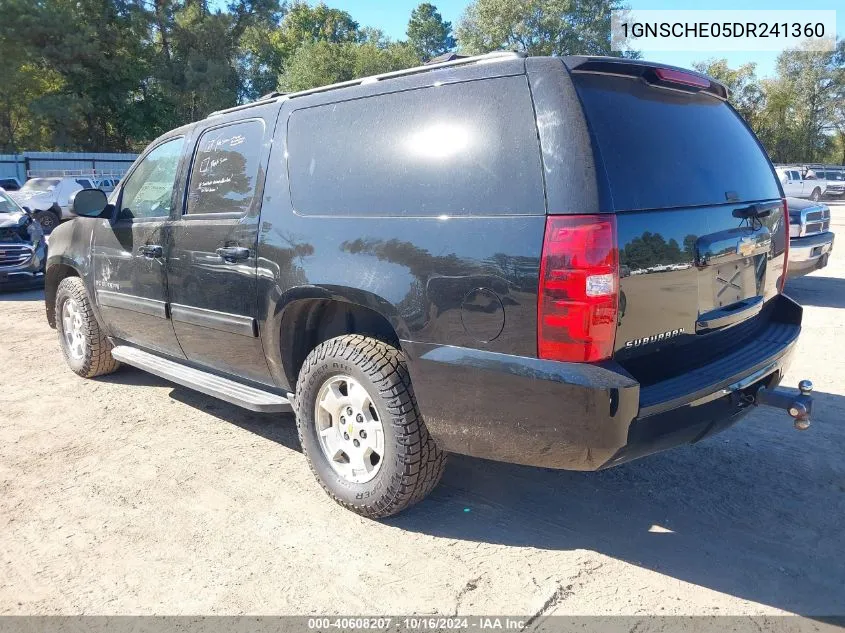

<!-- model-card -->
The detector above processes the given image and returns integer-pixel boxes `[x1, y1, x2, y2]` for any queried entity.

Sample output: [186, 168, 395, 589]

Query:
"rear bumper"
[405, 294, 802, 471]
[789, 231, 834, 277]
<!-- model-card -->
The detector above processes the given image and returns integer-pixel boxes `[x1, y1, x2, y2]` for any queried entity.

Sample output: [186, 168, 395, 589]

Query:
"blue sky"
[315, 0, 843, 78]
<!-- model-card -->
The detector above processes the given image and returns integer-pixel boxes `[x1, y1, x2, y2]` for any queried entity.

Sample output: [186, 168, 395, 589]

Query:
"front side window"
[119, 138, 184, 220]
[185, 120, 265, 216]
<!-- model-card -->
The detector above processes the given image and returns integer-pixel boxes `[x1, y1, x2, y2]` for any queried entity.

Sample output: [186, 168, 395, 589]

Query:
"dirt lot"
[1, 203, 844, 618]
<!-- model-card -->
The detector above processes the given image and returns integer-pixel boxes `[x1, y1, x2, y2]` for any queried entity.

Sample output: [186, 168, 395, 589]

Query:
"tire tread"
[295, 334, 446, 518]
[56, 277, 120, 378]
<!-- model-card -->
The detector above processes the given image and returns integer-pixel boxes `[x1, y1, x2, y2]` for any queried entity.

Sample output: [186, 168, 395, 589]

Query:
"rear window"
[287, 76, 544, 217]
[572, 73, 780, 211]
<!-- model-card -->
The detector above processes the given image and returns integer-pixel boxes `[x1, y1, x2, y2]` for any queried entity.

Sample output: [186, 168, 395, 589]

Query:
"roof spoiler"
[562, 56, 729, 101]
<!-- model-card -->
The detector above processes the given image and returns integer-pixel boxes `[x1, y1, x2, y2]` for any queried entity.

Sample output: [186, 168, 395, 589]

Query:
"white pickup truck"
[776, 167, 826, 201]
[7, 176, 95, 232]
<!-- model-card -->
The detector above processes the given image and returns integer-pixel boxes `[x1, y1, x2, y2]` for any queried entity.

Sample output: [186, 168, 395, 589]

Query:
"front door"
[92, 137, 186, 358]
[782, 170, 802, 197]
[166, 118, 272, 384]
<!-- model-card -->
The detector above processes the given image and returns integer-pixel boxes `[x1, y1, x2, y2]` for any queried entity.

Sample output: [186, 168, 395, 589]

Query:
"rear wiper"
[732, 203, 773, 220]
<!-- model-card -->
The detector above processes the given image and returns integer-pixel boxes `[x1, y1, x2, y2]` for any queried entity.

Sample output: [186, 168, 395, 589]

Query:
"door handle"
[696, 296, 764, 333]
[139, 244, 163, 258]
[216, 246, 250, 263]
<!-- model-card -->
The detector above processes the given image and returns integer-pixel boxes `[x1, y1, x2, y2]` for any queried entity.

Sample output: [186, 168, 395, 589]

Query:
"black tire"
[810, 188, 821, 202]
[55, 277, 120, 378]
[33, 209, 60, 233]
[295, 334, 446, 518]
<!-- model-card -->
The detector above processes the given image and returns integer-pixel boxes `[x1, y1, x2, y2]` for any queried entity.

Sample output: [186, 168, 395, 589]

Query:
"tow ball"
[755, 380, 814, 430]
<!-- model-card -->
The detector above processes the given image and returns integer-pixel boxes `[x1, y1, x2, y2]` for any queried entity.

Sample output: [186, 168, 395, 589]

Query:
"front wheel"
[33, 210, 60, 233]
[295, 335, 446, 518]
[810, 188, 821, 201]
[55, 277, 120, 378]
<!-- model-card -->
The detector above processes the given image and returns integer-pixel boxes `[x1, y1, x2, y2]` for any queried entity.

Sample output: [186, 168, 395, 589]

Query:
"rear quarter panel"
[256, 72, 548, 391]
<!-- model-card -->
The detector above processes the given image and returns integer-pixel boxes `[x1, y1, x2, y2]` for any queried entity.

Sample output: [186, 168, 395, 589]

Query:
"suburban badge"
[625, 328, 685, 348]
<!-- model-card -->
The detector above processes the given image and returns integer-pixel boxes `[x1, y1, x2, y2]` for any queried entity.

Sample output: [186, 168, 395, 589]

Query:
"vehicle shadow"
[386, 389, 845, 616]
[0, 287, 45, 301]
[96, 369, 844, 615]
[101, 365, 302, 454]
[787, 275, 845, 308]
[169, 387, 301, 453]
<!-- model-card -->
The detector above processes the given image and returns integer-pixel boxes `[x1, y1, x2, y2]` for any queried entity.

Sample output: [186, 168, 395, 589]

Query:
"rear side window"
[186, 119, 265, 216]
[572, 73, 781, 211]
[287, 76, 545, 217]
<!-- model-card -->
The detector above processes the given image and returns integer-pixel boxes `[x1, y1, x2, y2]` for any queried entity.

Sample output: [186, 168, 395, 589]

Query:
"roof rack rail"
[425, 52, 468, 64]
[207, 50, 525, 118]
[207, 92, 289, 118]
[284, 50, 524, 101]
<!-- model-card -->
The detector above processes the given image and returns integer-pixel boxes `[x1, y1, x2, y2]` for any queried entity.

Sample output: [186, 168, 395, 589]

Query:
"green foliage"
[692, 59, 764, 129]
[457, 0, 628, 57]
[279, 39, 421, 93]
[3, 0, 839, 168]
[407, 3, 455, 62]
[694, 40, 845, 165]
[272, 2, 360, 58]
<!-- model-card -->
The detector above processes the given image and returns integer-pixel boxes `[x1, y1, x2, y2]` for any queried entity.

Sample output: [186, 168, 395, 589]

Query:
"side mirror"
[70, 188, 108, 218]
[21, 206, 32, 217]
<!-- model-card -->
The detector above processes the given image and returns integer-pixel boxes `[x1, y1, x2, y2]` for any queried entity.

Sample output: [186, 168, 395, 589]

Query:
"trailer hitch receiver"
[755, 380, 813, 430]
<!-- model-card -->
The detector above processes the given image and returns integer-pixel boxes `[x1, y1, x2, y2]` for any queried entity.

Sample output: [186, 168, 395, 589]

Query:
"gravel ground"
[1, 202, 843, 618]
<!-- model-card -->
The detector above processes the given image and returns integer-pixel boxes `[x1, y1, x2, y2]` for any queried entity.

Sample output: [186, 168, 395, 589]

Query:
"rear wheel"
[33, 210, 60, 233]
[295, 334, 446, 518]
[810, 188, 821, 201]
[55, 277, 120, 378]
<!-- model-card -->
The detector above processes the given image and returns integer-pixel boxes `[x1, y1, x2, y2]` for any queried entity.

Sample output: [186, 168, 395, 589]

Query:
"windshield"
[0, 189, 22, 214]
[22, 178, 60, 191]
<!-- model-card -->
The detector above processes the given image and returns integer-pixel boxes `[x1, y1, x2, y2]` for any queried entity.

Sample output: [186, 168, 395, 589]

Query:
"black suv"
[45, 53, 813, 518]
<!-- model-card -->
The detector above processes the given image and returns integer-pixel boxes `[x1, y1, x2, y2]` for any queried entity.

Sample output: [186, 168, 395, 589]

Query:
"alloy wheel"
[314, 375, 385, 484]
[61, 298, 86, 360]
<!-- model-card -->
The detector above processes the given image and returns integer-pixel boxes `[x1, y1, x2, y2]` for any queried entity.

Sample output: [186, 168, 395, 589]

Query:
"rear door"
[566, 63, 786, 385]
[166, 116, 273, 384]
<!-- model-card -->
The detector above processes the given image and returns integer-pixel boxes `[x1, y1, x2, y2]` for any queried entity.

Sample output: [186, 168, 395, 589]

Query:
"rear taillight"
[780, 198, 789, 291]
[538, 215, 619, 363]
